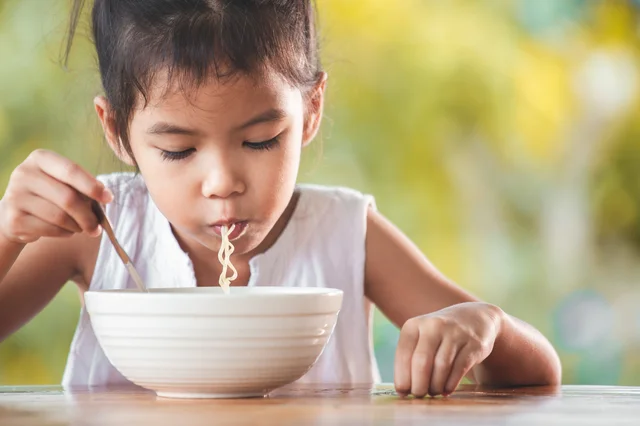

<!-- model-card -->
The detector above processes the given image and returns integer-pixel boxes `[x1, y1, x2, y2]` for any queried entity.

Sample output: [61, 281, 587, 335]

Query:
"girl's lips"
[211, 221, 247, 240]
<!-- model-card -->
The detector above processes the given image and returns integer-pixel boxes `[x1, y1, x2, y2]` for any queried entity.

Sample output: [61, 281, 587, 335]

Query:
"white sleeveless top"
[62, 172, 381, 387]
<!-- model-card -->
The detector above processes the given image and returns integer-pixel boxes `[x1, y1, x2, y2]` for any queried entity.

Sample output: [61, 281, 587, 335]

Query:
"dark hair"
[64, 0, 322, 163]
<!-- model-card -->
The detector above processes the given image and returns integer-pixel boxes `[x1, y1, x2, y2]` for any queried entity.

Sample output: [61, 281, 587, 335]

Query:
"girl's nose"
[201, 161, 246, 199]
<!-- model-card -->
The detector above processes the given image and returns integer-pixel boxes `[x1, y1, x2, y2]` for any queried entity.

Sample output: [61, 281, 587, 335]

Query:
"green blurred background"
[1, 0, 640, 385]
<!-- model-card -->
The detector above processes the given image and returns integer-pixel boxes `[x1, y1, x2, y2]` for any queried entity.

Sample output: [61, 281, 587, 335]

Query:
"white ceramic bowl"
[84, 287, 343, 399]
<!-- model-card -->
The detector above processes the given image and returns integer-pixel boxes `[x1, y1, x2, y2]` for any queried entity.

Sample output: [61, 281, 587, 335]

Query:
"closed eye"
[160, 148, 195, 161]
[158, 137, 278, 161]
[243, 137, 279, 151]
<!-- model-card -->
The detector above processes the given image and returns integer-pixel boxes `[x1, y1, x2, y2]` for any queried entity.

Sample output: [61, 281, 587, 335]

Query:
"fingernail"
[103, 188, 114, 203]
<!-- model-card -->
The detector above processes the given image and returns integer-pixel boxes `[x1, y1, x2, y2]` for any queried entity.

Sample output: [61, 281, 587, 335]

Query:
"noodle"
[218, 224, 238, 294]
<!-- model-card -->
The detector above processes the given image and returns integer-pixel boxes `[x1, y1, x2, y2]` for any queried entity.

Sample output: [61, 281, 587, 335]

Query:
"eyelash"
[243, 137, 279, 151]
[160, 148, 195, 161]
[159, 137, 279, 162]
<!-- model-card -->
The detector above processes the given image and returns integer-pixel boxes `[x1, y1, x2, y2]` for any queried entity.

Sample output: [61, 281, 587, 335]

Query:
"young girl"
[0, 0, 560, 397]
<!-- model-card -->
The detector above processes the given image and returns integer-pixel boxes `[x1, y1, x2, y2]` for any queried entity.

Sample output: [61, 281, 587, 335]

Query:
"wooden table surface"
[1, 383, 639, 426]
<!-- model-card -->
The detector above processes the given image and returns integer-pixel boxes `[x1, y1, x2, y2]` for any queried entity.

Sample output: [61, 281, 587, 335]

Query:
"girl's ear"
[302, 72, 328, 147]
[94, 96, 136, 166]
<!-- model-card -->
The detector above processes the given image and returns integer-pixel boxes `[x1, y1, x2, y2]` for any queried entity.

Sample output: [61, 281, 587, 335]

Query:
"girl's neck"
[172, 190, 301, 287]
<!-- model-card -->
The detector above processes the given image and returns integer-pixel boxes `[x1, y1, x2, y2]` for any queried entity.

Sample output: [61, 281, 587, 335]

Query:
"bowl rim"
[85, 286, 344, 298]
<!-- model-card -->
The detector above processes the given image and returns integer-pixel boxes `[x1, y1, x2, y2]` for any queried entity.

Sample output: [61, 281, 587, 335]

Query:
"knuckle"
[52, 210, 70, 227]
[400, 319, 420, 340]
[412, 352, 430, 368]
[440, 317, 455, 329]
[9, 165, 31, 187]
[9, 166, 24, 182]
[60, 190, 79, 211]
[403, 317, 420, 331]
[5, 208, 23, 231]
[28, 149, 48, 165]
[2, 190, 19, 207]
[417, 319, 438, 334]
[478, 339, 493, 355]
[433, 356, 449, 370]
[29, 149, 45, 161]
[451, 325, 469, 340]
[485, 303, 504, 320]
[63, 162, 81, 180]
[429, 315, 455, 327]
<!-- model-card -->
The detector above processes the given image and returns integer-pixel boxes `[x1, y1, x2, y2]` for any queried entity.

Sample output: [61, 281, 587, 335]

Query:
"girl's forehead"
[143, 69, 298, 111]
[131, 70, 302, 128]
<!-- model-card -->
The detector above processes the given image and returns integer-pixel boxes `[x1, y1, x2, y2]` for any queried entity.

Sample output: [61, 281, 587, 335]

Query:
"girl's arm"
[0, 232, 96, 341]
[0, 235, 24, 285]
[364, 208, 561, 397]
[0, 149, 109, 341]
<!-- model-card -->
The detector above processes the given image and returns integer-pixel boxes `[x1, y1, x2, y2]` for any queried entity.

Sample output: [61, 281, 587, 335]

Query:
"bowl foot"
[156, 391, 267, 399]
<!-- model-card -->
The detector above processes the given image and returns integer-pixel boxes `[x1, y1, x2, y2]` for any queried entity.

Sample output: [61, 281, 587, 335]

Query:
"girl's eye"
[160, 148, 195, 161]
[243, 137, 279, 151]
[158, 138, 278, 160]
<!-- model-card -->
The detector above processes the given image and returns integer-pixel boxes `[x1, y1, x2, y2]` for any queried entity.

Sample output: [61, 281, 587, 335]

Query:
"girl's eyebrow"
[146, 108, 287, 136]
[147, 122, 200, 136]
[235, 108, 287, 131]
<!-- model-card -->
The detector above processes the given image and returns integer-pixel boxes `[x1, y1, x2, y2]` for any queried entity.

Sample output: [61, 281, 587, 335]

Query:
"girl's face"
[98, 70, 325, 256]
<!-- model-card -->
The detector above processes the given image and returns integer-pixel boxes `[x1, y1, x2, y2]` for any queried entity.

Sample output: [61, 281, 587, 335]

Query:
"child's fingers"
[443, 343, 477, 396]
[8, 212, 75, 242]
[29, 149, 113, 204]
[394, 319, 420, 396]
[427, 338, 459, 397]
[408, 330, 440, 398]
[19, 195, 83, 234]
[25, 171, 100, 235]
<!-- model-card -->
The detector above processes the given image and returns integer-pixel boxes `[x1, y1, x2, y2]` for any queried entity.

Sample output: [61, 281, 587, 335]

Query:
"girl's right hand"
[0, 149, 113, 244]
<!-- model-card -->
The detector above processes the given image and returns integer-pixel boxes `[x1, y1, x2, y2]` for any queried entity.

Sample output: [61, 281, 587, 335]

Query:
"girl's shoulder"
[289, 183, 376, 247]
[293, 184, 377, 232]
[295, 183, 376, 214]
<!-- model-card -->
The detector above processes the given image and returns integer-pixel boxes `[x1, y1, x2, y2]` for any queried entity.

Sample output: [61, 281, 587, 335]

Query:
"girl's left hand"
[394, 302, 505, 398]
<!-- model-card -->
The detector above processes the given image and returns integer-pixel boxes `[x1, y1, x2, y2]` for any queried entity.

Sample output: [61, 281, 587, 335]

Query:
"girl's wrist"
[0, 220, 27, 285]
[0, 221, 27, 251]
[485, 302, 507, 336]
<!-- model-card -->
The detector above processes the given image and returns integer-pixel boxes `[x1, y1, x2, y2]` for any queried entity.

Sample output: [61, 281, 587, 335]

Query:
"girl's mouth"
[210, 221, 248, 241]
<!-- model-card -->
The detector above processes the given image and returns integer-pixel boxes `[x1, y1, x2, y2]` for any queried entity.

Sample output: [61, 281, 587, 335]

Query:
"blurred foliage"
[1, 0, 640, 385]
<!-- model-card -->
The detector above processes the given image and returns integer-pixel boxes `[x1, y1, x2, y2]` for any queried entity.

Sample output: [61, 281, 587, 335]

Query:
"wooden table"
[1, 383, 639, 425]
